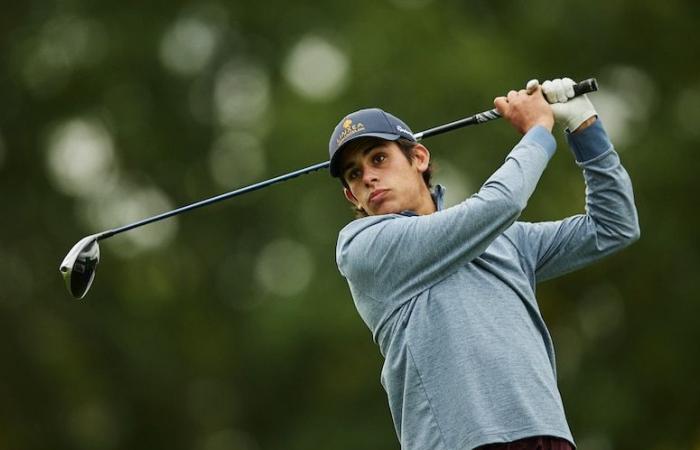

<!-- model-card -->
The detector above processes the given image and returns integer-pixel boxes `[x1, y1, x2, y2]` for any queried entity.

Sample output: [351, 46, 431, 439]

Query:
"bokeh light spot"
[160, 16, 220, 77]
[283, 35, 349, 101]
[67, 401, 120, 449]
[255, 239, 314, 297]
[19, 15, 106, 96]
[79, 182, 178, 257]
[208, 132, 266, 188]
[594, 66, 655, 146]
[605, 66, 655, 118]
[46, 118, 118, 198]
[214, 61, 270, 127]
[432, 158, 473, 207]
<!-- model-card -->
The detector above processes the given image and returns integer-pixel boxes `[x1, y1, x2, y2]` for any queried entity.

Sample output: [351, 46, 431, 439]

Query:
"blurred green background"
[1, 0, 699, 449]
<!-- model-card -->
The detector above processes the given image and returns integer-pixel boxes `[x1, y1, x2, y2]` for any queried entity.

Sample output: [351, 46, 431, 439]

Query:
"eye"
[373, 154, 386, 164]
[346, 168, 361, 181]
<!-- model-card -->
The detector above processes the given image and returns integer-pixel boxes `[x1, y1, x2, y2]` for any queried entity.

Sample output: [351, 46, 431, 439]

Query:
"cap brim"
[330, 132, 402, 177]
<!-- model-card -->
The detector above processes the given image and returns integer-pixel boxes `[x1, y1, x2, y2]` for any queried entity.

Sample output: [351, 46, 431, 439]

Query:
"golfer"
[328, 78, 640, 450]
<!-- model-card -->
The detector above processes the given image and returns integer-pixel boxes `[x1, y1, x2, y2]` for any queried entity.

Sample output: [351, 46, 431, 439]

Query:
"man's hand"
[541, 78, 598, 133]
[494, 87, 554, 135]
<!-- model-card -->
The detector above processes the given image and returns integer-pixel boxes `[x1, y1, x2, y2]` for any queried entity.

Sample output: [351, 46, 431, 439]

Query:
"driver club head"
[59, 235, 101, 299]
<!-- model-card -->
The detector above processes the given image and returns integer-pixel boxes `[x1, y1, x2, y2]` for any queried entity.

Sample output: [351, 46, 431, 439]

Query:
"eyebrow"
[342, 144, 384, 176]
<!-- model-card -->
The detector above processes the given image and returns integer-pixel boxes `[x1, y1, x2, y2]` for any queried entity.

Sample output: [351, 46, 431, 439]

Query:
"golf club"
[60, 78, 599, 299]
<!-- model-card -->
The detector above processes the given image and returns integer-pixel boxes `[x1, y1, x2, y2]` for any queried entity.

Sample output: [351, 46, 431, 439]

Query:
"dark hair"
[339, 137, 434, 218]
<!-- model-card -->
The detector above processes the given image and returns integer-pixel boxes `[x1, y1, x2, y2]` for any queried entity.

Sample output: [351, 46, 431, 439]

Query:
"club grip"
[573, 78, 598, 97]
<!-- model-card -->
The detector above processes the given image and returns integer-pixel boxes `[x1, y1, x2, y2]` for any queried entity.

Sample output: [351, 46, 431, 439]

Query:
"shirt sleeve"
[509, 119, 641, 282]
[337, 126, 556, 302]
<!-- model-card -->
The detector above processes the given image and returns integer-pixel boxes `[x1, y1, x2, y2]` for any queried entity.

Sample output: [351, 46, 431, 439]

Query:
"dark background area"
[1, 1, 699, 449]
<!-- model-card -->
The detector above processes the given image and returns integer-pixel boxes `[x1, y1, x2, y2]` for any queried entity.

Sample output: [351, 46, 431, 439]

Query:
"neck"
[415, 186, 437, 215]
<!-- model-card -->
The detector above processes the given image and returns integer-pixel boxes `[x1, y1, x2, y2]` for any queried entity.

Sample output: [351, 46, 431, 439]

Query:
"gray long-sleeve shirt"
[335, 121, 640, 450]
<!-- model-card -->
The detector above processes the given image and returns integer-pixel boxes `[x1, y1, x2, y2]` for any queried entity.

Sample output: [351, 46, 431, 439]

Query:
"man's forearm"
[571, 120, 641, 244]
[571, 116, 597, 133]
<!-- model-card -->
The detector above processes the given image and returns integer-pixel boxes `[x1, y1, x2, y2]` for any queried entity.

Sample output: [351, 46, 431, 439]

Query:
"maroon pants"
[475, 436, 574, 450]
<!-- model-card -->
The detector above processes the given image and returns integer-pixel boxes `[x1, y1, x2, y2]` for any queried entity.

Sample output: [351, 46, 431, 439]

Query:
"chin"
[370, 203, 401, 216]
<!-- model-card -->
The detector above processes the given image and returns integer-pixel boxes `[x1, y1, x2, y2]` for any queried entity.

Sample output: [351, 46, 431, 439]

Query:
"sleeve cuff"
[521, 125, 557, 159]
[566, 119, 613, 162]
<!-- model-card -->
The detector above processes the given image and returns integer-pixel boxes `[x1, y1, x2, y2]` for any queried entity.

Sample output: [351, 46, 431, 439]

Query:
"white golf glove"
[540, 77, 597, 132]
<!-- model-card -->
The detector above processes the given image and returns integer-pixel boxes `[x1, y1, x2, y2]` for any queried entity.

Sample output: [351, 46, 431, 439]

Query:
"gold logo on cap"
[337, 118, 366, 145]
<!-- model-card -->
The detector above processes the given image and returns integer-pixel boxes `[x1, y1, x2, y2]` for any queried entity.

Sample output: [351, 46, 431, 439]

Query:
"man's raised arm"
[509, 78, 640, 282]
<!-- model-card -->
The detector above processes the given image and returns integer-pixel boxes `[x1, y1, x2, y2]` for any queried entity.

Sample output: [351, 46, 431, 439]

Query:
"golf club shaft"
[98, 160, 331, 240]
[98, 78, 598, 241]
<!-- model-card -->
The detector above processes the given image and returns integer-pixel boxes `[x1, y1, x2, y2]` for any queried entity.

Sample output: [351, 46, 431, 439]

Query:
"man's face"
[340, 140, 432, 216]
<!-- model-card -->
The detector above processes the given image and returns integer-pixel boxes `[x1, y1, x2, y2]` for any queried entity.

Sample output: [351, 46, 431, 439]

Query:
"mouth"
[368, 189, 388, 205]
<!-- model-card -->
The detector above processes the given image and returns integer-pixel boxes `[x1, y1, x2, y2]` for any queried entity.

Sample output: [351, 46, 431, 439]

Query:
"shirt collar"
[398, 184, 446, 217]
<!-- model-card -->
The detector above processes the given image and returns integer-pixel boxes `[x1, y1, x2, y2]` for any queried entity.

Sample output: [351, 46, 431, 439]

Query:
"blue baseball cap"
[328, 108, 416, 178]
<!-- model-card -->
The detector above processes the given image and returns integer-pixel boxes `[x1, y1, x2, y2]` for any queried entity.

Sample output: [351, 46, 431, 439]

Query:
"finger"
[562, 77, 575, 99]
[507, 90, 518, 101]
[518, 89, 528, 96]
[553, 79, 568, 103]
[494, 96, 509, 115]
[542, 80, 556, 103]
[526, 79, 539, 94]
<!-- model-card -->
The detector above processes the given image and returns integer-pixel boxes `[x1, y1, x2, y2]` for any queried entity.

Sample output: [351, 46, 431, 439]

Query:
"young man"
[328, 78, 640, 450]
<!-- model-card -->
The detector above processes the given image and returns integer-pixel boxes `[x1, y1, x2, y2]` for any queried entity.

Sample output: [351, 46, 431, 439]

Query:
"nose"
[362, 165, 379, 186]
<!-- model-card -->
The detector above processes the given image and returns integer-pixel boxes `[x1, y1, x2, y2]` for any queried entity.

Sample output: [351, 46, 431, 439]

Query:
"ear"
[412, 144, 431, 173]
[343, 187, 359, 207]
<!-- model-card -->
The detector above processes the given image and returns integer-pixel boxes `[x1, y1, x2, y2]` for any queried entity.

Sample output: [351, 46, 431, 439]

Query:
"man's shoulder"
[337, 214, 403, 243]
